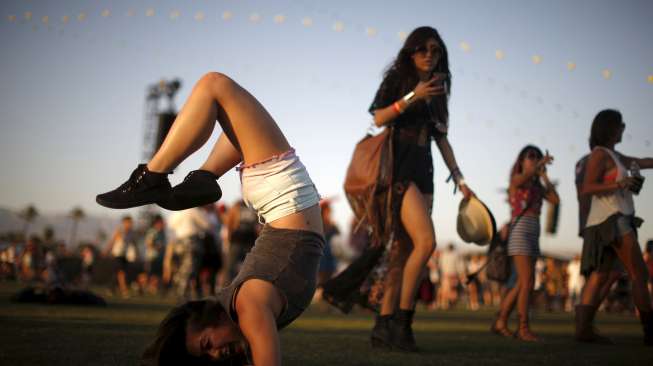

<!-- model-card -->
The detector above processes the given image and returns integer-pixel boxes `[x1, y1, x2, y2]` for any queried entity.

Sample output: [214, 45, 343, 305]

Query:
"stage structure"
[142, 79, 181, 160]
[139, 79, 182, 230]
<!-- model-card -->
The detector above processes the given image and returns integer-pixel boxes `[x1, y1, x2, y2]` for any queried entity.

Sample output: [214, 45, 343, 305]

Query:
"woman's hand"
[414, 76, 446, 101]
[617, 176, 641, 191]
[537, 151, 554, 170]
[460, 184, 475, 200]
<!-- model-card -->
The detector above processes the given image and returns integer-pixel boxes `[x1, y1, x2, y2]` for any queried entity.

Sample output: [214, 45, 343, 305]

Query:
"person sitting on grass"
[96, 72, 324, 365]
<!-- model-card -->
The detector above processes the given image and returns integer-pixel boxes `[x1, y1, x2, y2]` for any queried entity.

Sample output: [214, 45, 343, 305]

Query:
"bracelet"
[402, 91, 416, 105]
[393, 102, 402, 114]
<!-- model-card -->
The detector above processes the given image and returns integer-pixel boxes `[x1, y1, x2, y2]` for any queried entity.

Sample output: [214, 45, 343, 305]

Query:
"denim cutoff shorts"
[214, 225, 325, 329]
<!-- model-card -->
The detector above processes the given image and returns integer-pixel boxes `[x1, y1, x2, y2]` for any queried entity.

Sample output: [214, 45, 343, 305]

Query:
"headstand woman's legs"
[97, 72, 292, 210]
[148, 72, 290, 174]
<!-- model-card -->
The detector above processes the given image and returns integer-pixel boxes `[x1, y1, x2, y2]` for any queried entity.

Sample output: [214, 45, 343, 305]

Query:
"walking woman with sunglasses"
[324, 26, 473, 352]
[491, 145, 559, 341]
[576, 109, 653, 346]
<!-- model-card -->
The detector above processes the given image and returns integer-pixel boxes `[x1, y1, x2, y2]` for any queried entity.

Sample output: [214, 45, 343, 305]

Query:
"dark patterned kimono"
[323, 68, 449, 312]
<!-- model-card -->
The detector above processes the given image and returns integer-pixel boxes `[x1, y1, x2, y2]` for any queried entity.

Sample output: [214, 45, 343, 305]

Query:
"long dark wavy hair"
[589, 109, 622, 149]
[140, 300, 248, 366]
[510, 145, 544, 189]
[384, 26, 451, 123]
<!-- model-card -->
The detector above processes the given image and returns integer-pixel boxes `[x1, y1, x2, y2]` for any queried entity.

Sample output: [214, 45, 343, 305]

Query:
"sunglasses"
[525, 151, 541, 160]
[414, 45, 442, 57]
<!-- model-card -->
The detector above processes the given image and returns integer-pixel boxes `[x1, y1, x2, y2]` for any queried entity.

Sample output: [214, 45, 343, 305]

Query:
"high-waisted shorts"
[239, 149, 320, 224]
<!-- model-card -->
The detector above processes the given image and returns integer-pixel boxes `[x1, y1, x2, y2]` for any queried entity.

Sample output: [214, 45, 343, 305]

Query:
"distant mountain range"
[0, 207, 120, 246]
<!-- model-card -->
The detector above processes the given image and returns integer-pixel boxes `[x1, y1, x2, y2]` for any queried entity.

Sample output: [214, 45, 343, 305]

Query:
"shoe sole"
[96, 195, 159, 209]
[157, 192, 222, 211]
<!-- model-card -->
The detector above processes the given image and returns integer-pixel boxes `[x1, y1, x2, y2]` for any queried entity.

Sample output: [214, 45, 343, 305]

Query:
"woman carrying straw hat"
[323, 26, 473, 352]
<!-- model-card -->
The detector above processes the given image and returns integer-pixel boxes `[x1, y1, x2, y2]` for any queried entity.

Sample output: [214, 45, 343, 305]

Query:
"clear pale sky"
[1, 0, 652, 256]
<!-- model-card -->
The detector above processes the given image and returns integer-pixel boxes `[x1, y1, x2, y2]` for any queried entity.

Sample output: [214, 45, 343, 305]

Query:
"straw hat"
[456, 197, 496, 246]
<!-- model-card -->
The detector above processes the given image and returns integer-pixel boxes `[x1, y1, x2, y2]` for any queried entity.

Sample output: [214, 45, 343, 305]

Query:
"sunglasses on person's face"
[525, 152, 541, 160]
[414, 45, 442, 57]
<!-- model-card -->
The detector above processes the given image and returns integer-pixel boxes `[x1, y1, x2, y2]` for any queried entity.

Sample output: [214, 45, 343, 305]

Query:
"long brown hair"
[384, 26, 451, 124]
[589, 109, 622, 149]
[140, 300, 247, 366]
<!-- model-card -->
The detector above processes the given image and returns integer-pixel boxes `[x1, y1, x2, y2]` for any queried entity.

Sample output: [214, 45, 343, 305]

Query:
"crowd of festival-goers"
[2, 202, 651, 317]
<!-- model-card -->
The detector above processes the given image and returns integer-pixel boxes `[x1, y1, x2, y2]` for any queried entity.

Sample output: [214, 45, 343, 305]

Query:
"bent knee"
[198, 72, 235, 93]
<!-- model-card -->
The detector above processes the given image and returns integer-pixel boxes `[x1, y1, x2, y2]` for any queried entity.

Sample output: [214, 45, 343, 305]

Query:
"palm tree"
[43, 226, 55, 243]
[18, 204, 38, 239]
[69, 206, 86, 247]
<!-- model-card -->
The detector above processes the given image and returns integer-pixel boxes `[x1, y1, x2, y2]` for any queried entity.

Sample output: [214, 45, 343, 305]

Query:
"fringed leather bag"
[343, 125, 394, 246]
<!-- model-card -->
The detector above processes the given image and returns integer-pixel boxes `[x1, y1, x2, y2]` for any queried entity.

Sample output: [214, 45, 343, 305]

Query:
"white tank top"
[585, 147, 634, 228]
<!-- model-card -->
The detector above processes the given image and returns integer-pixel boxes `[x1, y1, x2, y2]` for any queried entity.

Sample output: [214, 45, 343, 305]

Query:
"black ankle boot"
[96, 164, 171, 209]
[390, 309, 418, 352]
[158, 170, 222, 211]
[370, 314, 393, 349]
[640, 311, 653, 346]
[575, 305, 613, 344]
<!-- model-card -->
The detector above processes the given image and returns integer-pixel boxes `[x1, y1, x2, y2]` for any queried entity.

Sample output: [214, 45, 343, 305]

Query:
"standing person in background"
[491, 145, 560, 342]
[318, 200, 339, 286]
[199, 204, 223, 296]
[466, 254, 482, 311]
[19, 236, 44, 283]
[103, 215, 136, 298]
[438, 244, 464, 310]
[645, 240, 653, 297]
[224, 199, 259, 284]
[323, 26, 474, 353]
[427, 250, 440, 310]
[166, 208, 210, 299]
[577, 109, 653, 346]
[144, 214, 167, 295]
[566, 255, 584, 312]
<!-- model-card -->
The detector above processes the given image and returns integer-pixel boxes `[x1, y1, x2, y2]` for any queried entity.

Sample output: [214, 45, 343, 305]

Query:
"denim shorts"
[214, 225, 325, 329]
[239, 149, 320, 224]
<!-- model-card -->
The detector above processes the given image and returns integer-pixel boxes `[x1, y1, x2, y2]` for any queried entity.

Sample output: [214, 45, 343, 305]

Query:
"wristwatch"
[403, 91, 416, 104]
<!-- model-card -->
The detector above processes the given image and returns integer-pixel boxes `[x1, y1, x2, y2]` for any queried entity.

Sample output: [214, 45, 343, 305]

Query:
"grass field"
[0, 282, 651, 365]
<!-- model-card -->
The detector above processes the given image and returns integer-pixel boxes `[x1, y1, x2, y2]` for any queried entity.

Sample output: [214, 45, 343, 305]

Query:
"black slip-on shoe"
[96, 164, 172, 209]
[158, 169, 222, 211]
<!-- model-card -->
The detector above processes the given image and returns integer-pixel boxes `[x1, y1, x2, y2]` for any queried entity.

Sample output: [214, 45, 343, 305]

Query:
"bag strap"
[465, 191, 536, 284]
[506, 191, 536, 237]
